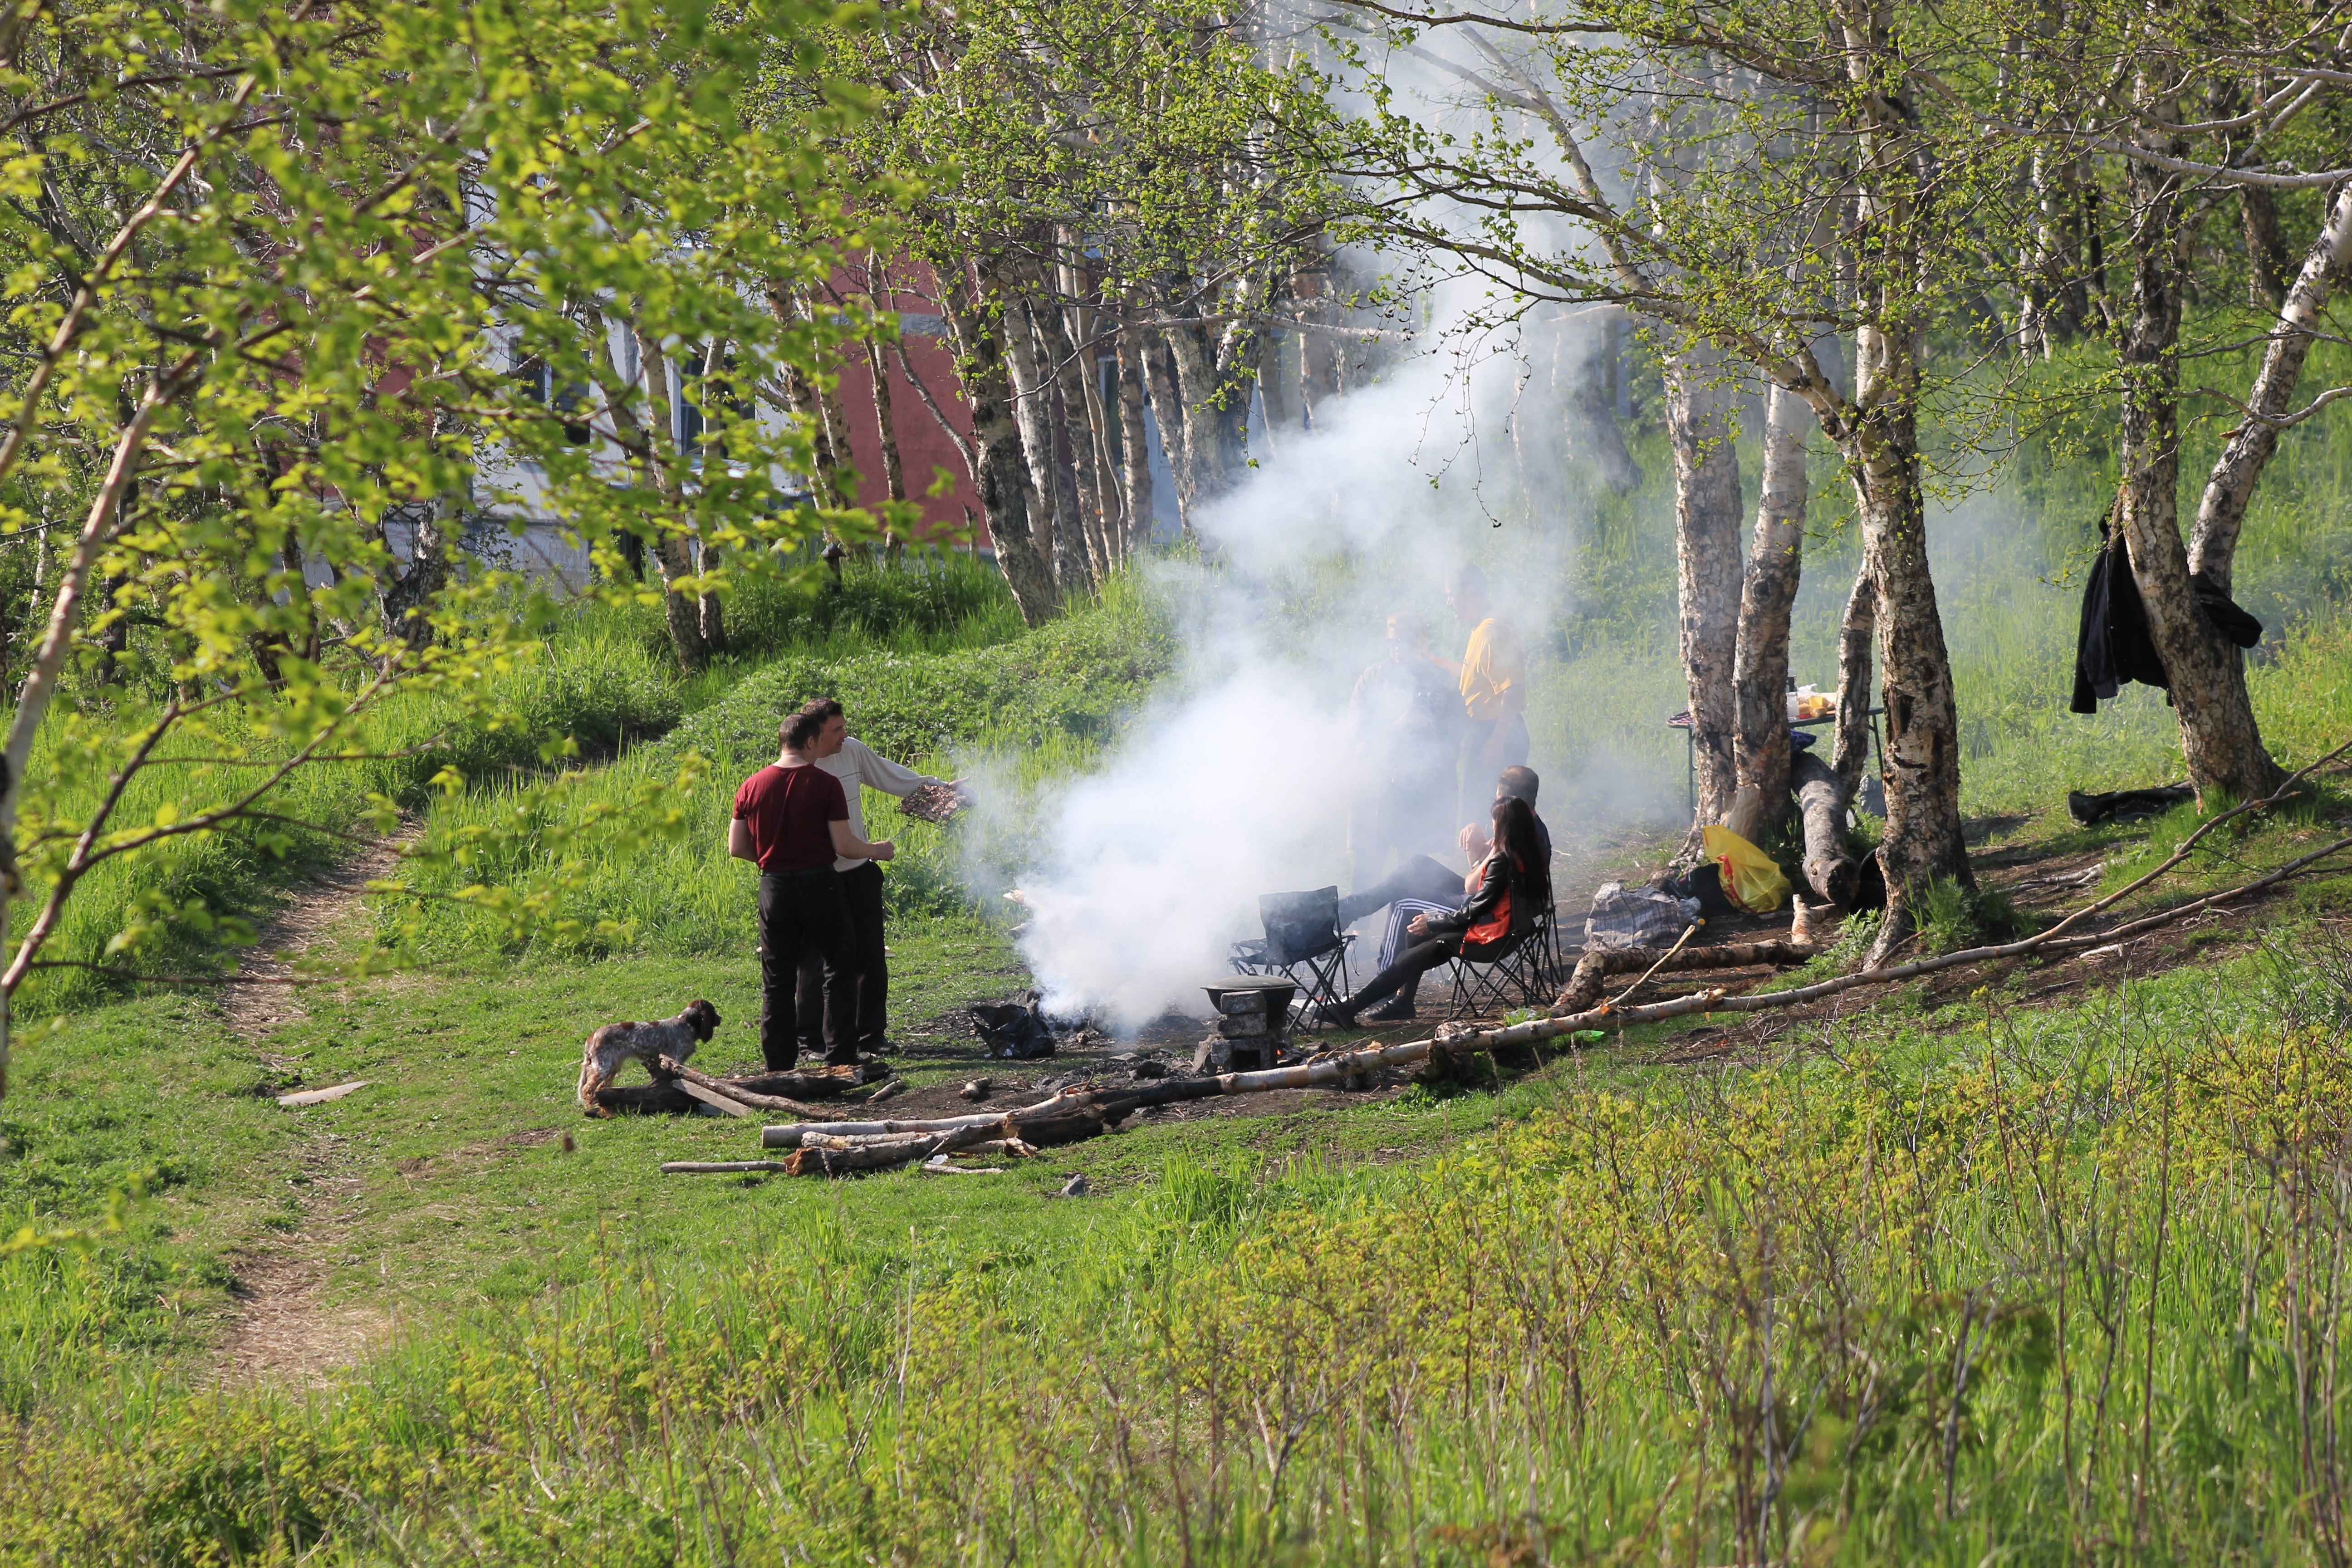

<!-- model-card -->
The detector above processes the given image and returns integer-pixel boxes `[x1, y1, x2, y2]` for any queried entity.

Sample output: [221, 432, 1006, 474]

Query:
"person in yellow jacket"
[1434, 564, 1528, 830]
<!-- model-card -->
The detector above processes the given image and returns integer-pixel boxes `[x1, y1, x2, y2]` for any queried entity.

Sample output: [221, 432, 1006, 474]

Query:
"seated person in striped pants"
[1317, 794, 1552, 1028]
[1337, 764, 1553, 928]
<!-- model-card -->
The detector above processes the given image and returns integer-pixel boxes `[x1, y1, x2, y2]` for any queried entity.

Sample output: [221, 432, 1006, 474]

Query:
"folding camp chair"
[1230, 886, 1357, 1029]
[1446, 905, 1562, 1020]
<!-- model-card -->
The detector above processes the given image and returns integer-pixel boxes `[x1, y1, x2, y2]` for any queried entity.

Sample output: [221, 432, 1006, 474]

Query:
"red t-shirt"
[732, 764, 848, 872]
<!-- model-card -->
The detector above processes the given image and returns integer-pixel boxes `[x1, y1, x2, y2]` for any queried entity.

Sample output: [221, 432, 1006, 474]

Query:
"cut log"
[733, 1069, 865, 1096]
[662, 1161, 796, 1174]
[657, 1057, 847, 1120]
[1791, 749, 1861, 907]
[786, 1143, 942, 1176]
[797, 1130, 935, 1152]
[1554, 940, 1816, 1014]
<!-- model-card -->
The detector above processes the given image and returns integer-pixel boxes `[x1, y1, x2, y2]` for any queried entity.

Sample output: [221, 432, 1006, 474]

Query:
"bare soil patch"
[214, 1131, 392, 1389]
[214, 829, 413, 1387]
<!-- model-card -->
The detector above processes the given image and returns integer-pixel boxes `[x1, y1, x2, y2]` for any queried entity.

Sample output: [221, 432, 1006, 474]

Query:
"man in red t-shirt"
[730, 707, 895, 1068]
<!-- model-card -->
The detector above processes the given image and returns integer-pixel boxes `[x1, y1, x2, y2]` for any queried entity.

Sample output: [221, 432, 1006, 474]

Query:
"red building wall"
[826, 274, 989, 550]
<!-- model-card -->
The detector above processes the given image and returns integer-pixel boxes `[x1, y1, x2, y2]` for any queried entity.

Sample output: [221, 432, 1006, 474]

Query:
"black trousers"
[796, 860, 887, 1057]
[759, 868, 852, 1070]
[1348, 932, 1521, 1012]
[1346, 935, 1464, 1011]
[1338, 854, 1468, 927]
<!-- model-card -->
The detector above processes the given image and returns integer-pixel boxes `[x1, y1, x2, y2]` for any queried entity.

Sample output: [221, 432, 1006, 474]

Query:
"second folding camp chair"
[1230, 886, 1356, 1028]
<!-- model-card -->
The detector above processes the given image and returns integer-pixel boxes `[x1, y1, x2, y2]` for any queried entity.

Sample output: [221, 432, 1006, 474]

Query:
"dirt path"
[215, 834, 410, 1388]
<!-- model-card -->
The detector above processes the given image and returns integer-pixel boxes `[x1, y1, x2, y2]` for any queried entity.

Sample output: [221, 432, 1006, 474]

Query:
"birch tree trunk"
[864, 336, 908, 562]
[0, 376, 178, 1095]
[2191, 179, 2352, 593]
[694, 339, 728, 651]
[1140, 332, 1195, 540]
[1157, 284, 1257, 530]
[2117, 121, 2285, 803]
[1845, 388, 1970, 956]
[1828, 4, 1971, 963]
[1116, 323, 1156, 554]
[1666, 338, 1743, 837]
[632, 329, 712, 672]
[1039, 297, 1112, 586]
[1003, 297, 1075, 590]
[1832, 568, 1876, 803]
[1068, 300, 1125, 569]
[1731, 381, 1808, 813]
[942, 286, 1061, 626]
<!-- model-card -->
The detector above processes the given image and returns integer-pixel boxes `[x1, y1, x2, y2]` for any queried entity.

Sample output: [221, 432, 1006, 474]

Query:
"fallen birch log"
[1555, 940, 1817, 1014]
[761, 1090, 1082, 1149]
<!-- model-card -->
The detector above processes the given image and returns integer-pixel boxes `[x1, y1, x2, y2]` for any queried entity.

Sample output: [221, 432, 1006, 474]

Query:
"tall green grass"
[11, 603, 699, 1016]
[10, 553, 1029, 1014]
[12, 936, 2352, 1563]
[392, 574, 1178, 958]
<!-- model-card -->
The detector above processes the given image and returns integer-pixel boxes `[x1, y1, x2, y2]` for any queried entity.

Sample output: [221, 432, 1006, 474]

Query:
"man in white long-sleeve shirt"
[791, 698, 950, 1063]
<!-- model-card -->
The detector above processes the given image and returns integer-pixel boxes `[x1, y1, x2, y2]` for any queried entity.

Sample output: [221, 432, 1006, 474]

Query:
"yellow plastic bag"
[1703, 825, 1792, 914]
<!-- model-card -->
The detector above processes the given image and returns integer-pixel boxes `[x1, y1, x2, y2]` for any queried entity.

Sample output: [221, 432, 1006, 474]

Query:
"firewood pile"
[658, 1039, 1448, 1179]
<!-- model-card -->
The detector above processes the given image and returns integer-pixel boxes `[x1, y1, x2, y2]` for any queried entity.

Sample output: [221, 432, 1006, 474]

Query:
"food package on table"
[1786, 686, 1837, 722]
[1703, 825, 1792, 914]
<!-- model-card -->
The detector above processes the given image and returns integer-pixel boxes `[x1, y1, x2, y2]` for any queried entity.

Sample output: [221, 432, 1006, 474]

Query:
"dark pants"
[1347, 935, 1464, 1012]
[1348, 932, 1522, 1013]
[1338, 854, 1468, 927]
[759, 869, 852, 1069]
[1458, 714, 1530, 828]
[796, 860, 887, 1056]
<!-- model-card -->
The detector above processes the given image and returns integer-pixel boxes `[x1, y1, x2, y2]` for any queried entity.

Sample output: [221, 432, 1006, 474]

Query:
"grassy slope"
[13, 363, 2352, 1556]
[9, 865, 2352, 1561]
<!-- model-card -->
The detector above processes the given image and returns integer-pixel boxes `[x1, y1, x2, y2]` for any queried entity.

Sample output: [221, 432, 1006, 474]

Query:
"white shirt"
[816, 736, 944, 872]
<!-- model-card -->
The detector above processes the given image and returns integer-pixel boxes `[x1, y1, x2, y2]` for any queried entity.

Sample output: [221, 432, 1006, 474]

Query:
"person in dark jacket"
[1315, 794, 1551, 1029]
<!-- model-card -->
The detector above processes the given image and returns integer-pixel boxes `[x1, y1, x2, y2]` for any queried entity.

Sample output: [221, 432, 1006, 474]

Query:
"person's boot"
[1309, 995, 1363, 1029]
[1364, 995, 1416, 1023]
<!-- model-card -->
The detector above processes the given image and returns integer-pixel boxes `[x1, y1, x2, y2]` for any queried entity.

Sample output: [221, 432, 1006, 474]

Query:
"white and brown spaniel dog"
[576, 1000, 721, 1111]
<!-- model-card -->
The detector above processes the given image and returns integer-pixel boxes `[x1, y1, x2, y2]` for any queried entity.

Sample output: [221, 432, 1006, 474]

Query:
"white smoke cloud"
[974, 32, 1661, 1028]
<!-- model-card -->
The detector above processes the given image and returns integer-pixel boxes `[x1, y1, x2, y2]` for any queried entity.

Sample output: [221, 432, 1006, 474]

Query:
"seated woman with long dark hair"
[1316, 793, 1552, 1029]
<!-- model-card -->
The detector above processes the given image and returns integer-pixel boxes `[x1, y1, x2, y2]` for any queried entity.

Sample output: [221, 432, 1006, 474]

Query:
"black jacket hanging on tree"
[2071, 515, 2264, 715]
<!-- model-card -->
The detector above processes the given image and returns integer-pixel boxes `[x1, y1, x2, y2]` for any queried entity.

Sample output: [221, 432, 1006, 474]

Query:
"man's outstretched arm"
[846, 737, 946, 797]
